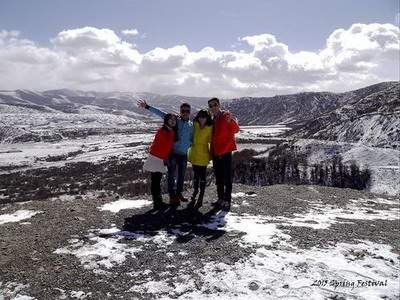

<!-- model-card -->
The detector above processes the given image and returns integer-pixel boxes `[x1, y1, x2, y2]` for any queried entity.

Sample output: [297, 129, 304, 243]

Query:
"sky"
[0, 0, 399, 97]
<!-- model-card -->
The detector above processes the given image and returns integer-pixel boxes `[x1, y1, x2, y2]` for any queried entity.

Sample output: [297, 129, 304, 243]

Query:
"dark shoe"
[194, 199, 203, 210]
[221, 201, 231, 212]
[169, 195, 181, 206]
[187, 197, 196, 210]
[177, 193, 188, 202]
[153, 202, 168, 210]
[211, 199, 223, 208]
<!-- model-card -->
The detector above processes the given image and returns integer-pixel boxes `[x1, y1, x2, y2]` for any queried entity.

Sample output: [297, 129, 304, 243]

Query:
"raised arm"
[137, 99, 167, 119]
[224, 111, 239, 134]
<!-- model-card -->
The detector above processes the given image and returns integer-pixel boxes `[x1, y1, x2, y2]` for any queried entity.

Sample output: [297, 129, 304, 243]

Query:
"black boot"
[195, 180, 206, 209]
[153, 195, 167, 210]
[191, 177, 199, 201]
[187, 197, 196, 210]
[221, 201, 231, 212]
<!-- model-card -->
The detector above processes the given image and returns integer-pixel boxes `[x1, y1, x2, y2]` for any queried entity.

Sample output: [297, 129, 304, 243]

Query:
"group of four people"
[138, 97, 239, 212]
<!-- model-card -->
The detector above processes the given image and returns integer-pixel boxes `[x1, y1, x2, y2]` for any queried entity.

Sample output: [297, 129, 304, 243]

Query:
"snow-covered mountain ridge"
[225, 81, 399, 147]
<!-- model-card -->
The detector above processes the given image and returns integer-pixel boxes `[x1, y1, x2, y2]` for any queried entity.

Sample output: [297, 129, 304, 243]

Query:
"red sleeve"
[222, 111, 239, 134]
[229, 117, 239, 134]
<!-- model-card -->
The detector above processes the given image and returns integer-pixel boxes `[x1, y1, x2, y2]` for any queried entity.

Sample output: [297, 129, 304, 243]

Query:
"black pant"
[151, 172, 163, 204]
[192, 165, 207, 201]
[212, 152, 232, 203]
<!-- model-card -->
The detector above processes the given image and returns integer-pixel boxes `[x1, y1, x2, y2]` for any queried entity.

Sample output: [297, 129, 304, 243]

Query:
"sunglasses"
[208, 103, 219, 108]
[181, 109, 190, 113]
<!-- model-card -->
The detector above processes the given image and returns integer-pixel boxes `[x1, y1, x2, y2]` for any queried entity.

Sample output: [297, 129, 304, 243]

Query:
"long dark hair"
[162, 113, 179, 141]
[194, 109, 213, 126]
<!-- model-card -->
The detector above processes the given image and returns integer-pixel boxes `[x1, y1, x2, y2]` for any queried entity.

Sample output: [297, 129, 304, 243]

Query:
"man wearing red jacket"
[208, 97, 240, 211]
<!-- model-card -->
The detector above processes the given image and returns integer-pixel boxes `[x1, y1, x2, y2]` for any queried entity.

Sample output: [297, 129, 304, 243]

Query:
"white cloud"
[0, 23, 398, 96]
[52, 27, 121, 50]
[121, 28, 139, 37]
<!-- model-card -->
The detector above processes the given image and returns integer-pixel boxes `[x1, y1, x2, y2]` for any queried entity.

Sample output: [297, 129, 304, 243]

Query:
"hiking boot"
[194, 199, 203, 210]
[194, 191, 204, 210]
[187, 197, 196, 210]
[169, 195, 181, 206]
[221, 201, 231, 212]
[211, 199, 224, 208]
[153, 202, 168, 210]
[177, 193, 188, 202]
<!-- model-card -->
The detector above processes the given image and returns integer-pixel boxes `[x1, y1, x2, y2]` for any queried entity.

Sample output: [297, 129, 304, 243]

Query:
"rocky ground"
[0, 184, 399, 299]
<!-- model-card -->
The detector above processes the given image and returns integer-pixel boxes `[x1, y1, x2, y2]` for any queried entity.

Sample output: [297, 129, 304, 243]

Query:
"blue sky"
[1, 0, 398, 51]
[0, 0, 399, 96]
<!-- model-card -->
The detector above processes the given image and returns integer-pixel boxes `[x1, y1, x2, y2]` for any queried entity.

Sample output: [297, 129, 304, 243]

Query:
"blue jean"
[167, 153, 187, 197]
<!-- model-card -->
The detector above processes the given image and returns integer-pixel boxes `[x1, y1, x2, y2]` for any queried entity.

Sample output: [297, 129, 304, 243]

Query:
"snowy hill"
[225, 81, 399, 147]
[0, 89, 211, 115]
[0, 89, 211, 143]
[287, 83, 400, 147]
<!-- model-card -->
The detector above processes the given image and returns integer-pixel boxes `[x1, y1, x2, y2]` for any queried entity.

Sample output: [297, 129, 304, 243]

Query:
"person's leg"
[212, 156, 224, 205]
[191, 165, 200, 200]
[176, 154, 188, 201]
[196, 166, 207, 207]
[222, 152, 233, 211]
[151, 172, 163, 208]
[167, 154, 177, 198]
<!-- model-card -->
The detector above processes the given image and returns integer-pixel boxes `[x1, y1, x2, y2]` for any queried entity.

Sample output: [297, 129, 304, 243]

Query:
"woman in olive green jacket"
[187, 109, 213, 209]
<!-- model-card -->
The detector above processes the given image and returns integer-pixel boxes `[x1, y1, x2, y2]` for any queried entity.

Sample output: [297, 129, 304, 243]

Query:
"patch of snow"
[0, 282, 35, 300]
[240, 125, 291, 137]
[133, 240, 399, 300]
[262, 198, 399, 230]
[99, 199, 152, 213]
[54, 232, 142, 271]
[224, 214, 291, 247]
[236, 143, 275, 152]
[53, 288, 67, 299]
[199, 212, 291, 247]
[0, 210, 42, 225]
[231, 192, 257, 198]
[70, 291, 92, 299]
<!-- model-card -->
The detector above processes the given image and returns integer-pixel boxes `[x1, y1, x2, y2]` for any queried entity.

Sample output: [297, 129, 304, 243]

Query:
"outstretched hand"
[224, 110, 232, 122]
[137, 99, 147, 108]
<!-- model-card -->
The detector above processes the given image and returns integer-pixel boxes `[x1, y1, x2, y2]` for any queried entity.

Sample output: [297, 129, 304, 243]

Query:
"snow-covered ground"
[51, 191, 399, 299]
[295, 139, 400, 196]
[99, 199, 152, 213]
[1, 183, 398, 299]
[236, 143, 275, 152]
[239, 125, 291, 137]
[237, 125, 290, 141]
[0, 133, 153, 171]
[0, 210, 42, 225]
[0, 282, 34, 300]
[0, 109, 146, 129]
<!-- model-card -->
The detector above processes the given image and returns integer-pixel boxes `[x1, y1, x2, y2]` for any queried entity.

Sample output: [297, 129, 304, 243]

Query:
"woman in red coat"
[208, 97, 240, 211]
[143, 113, 177, 210]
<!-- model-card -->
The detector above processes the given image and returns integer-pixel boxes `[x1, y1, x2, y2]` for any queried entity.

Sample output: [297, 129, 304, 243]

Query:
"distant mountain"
[0, 89, 211, 117]
[286, 83, 400, 147]
[0, 89, 212, 143]
[225, 81, 399, 147]
[1, 83, 399, 146]
[225, 82, 398, 126]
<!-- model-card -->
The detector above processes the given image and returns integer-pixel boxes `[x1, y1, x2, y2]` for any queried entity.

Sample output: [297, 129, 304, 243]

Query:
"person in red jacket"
[143, 113, 177, 210]
[208, 97, 240, 211]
